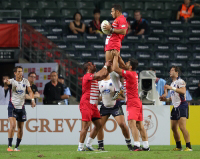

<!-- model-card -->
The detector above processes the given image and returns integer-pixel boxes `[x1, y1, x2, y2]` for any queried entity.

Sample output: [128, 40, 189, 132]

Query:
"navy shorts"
[100, 104, 124, 117]
[171, 103, 189, 120]
[8, 102, 27, 122]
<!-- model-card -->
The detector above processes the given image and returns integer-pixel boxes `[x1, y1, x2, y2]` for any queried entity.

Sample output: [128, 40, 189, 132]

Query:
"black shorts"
[100, 105, 124, 117]
[171, 106, 189, 120]
[8, 105, 27, 122]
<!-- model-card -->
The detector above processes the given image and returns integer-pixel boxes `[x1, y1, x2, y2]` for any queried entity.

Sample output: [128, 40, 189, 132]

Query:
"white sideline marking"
[86, 151, 109, 154]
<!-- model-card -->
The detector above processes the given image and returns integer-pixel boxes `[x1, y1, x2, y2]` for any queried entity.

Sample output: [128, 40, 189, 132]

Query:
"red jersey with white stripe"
[106, 15, 128, 52]
[122, 70, 139, 101]
[80, 73, 99, 108]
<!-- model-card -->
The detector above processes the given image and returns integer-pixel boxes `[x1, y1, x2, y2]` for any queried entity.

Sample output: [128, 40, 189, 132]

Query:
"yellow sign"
[170, 105, 200, 145]
[44, 75, 47, 80]
[24, 68, 28, 73]
[38, 98, 43, 103]
[40, 68, 43, 73]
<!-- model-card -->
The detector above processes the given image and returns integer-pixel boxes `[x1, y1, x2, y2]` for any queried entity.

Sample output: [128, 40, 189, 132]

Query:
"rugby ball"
[101, 20, 110, 35]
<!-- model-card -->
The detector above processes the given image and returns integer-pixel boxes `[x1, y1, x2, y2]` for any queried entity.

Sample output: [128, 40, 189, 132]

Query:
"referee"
[25, 72, 40, 104]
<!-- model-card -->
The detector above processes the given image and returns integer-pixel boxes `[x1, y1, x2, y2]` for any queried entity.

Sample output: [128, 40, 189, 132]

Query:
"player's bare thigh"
[105, 50, 120, 62]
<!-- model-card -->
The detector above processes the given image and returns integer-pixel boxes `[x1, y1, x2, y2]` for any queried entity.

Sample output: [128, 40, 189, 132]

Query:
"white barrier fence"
[0, 105, 170, 145]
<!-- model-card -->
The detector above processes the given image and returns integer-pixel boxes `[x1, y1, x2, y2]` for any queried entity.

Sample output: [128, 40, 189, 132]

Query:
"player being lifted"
[78, 61, 112, 151]
[160, 66, 192, 151]
[4, 66, 36, 151]
[113, 51, 150, 151]
[103, 4, 128, 100]
[97, 74, 133, 151]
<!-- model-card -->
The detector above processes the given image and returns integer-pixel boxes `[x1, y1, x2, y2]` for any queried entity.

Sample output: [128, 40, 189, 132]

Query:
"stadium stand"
[1, 0, 199, 101]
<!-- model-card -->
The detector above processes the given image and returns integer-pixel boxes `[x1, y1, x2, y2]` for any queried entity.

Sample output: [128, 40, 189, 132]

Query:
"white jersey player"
[160, 66, 192, 151]
[4, 66, 35, 152]
[97, 74, 133, 151]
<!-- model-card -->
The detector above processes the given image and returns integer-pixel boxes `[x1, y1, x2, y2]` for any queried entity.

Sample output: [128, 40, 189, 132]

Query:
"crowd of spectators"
[67, 0, 200, 36]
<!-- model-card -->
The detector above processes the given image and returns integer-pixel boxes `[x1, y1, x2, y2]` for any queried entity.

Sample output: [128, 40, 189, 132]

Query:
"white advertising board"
[0, 105, 170, 145]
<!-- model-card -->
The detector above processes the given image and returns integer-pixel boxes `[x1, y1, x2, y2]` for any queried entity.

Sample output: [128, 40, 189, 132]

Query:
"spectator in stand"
[69, 12, 85, 36]
[58, 74, 71, 105]
[88, 8, 103, 36]
[193, 82, 200, 101]
[25, 72, 40, 105]
[177, 0, 194, 22]
[122, 12, 131, 34]
[131, 10, 148, 35]
[43, 71, 69, 105]
[0, 74, 10, 105]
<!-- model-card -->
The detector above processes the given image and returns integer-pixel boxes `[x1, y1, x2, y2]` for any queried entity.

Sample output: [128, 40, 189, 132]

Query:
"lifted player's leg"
[106, 50, 123, 100]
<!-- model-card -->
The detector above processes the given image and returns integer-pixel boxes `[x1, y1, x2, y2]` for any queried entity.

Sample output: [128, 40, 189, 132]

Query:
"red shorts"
[105, 42, 121, 52]
[126, 99, 143, 121]
[80, 103, 101, 122]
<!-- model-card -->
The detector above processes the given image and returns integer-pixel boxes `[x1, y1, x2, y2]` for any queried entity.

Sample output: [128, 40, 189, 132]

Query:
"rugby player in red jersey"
[103, 4, 128, 100]
[78, 61, 112, 151]
[112, 51, 150, 151]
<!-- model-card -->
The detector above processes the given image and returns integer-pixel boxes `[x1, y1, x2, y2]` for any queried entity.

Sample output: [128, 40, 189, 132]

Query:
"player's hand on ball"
[103, 24, 111, 31]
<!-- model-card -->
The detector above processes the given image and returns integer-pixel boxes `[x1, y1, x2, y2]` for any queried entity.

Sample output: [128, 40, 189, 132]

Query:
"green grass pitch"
[0, 145, 200, 159]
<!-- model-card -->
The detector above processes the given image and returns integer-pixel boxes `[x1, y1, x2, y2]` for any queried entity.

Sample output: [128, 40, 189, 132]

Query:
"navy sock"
[15, 138, 22, 148]
[176, 141, 182, 149]
[125, 139, 131, 145]
[8, 138, 13, 147]
[98, 140, 104, 148]
[186, 142, 191, 149]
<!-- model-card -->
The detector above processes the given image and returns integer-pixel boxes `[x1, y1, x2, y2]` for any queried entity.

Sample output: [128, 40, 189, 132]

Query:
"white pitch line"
[86, 151, 109, 154]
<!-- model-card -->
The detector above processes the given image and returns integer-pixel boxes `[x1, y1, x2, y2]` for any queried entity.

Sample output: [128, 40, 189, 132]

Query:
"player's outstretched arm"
[118, 56, 127, 70]
[27, 86, 36, 108]
[113, 53, 123, 76]
[94, 61, 112, 81]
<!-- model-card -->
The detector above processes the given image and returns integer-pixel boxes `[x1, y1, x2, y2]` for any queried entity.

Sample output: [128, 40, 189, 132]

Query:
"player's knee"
[118, 122, 126, 129]
[10, 123, 16, 130]
[171, 125, 177, 132]
[18, 129, 23, 136]
[179, 125, 187, 132]
[136, 123, 140, 130]
[96, 123, 102, 131]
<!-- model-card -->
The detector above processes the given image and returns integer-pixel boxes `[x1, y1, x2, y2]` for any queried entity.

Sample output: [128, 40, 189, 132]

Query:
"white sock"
[110, 71, 120, 91]
[134, 141, 140, 147]
[143, 141, 149, 148]
[86, 137, 94, 147]
[78, 142, 84, 148]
